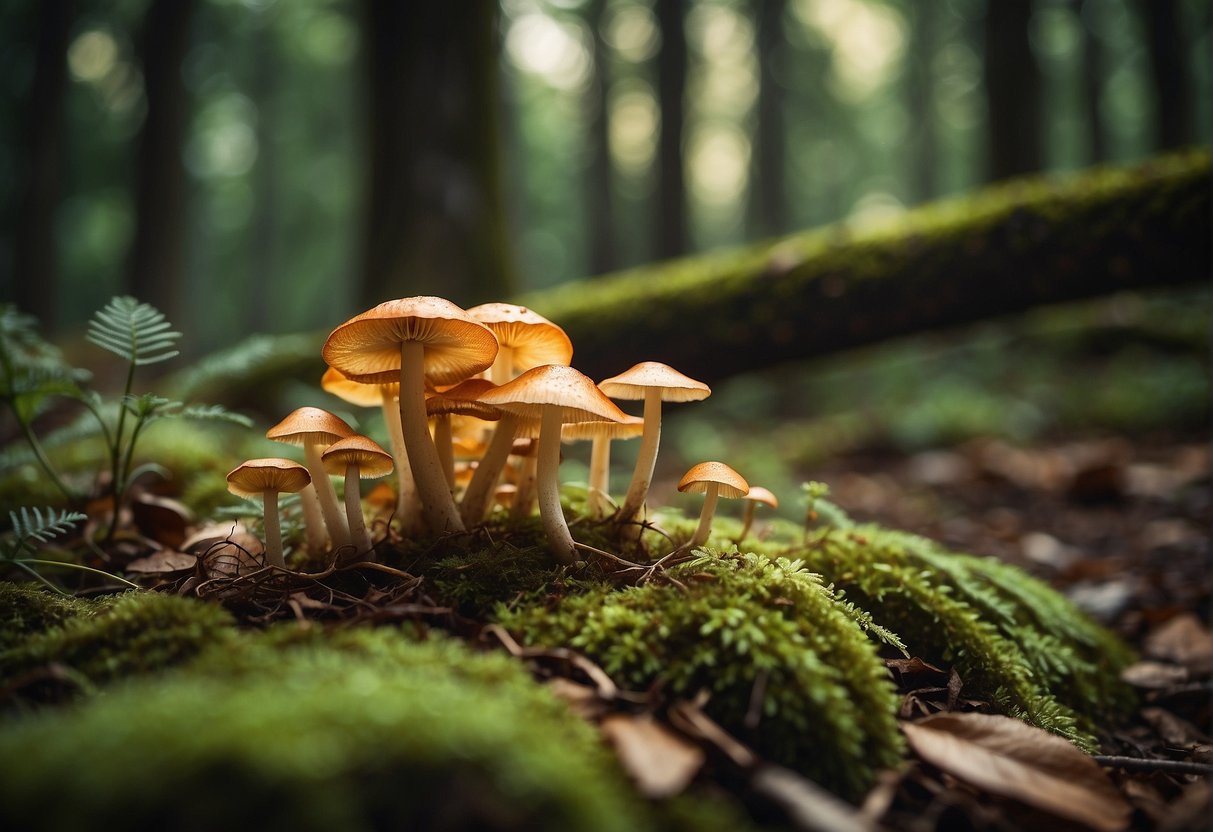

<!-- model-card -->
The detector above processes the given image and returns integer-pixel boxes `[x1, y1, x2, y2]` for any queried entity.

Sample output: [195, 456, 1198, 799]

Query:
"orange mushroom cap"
[226, 458, 312, 499]
[466, 303, 573, 373]
[599, 361, 711, 403]
[677, 461, 749, 499]
[320, 435, 395, 479]
[266, 406, 356, 447]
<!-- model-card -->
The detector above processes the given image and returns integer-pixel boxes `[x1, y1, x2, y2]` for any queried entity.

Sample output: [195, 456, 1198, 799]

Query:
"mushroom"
[266, 407, 356, 549]
[478, 364, 629, 564]
[225, 458, 312, 568]
[322, 297, 499, 534]
[425, 378, 501, 491]
[677, 461, 750, 550]
[738, 486, 779, 540]
[320, 366, 421, 533]
[321, 435, 394, 554]
[466, 303, 574, 384]
[561, 416, 645, 519]
[598, 362, 711, 527]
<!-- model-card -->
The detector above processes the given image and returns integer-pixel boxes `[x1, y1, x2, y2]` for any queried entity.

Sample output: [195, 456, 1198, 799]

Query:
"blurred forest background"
[0, 0, 1208, 524]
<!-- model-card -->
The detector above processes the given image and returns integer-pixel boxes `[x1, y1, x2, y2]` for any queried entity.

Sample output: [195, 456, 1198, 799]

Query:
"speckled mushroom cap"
[320, 435, 394, 479]
[742, 485, 780, 508]
[598, 361, 711, 402]
[677, 461, 749, 498]
[561, 414, 645, 442]
[266, 407, 356, 446]
[226, 458, 312, 499]
[322, 296, 499, 387]
[466, 303, 573, 372]
[477, 364, 630, 425]
[321, 366, 398, 408]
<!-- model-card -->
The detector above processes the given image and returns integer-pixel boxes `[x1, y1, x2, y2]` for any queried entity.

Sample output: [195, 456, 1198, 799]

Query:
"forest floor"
[793, 428, 1211, 831]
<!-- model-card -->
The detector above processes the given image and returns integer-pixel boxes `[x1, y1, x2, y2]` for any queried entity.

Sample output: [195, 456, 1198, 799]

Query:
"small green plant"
[0, 507, 136, 594]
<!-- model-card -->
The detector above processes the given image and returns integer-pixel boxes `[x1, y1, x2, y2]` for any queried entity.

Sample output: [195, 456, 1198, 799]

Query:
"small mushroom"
[599, 362, 711, 527]
[561, 416, 645, 519]
[738, 486, 779, 540]
[226, 458, 312, 568]
[425, 378, 502, 491]
[266, 407, 356, 549]
[677, 461, 749, 550]
[321, 435, 394, 554]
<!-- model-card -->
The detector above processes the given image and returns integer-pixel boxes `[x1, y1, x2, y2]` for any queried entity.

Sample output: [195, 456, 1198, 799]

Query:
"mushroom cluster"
[225, 295, 777, 568]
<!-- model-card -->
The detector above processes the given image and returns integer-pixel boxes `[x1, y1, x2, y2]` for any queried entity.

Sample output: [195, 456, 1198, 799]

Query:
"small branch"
[1093, 756, 1213, 776]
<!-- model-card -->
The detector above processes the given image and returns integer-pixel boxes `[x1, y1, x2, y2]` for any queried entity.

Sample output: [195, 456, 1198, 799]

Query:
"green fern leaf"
[5, 506, 87, 556]
[86, 297, 181, 367]
[176, 404, 254, 428]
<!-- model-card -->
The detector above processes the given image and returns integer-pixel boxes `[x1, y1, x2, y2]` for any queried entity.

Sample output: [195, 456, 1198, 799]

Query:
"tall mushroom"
[466, 303, 574, 384]
[226, 458, 311, 568]
[599, 362, 711, 526]
[677, 461, 750, 550]
[321, 435, 394, 554]
[266, 407, 356, 549]
[478, 364, 630, 564]
[322, 297, 498, 535]
[561, 415, 645, 519]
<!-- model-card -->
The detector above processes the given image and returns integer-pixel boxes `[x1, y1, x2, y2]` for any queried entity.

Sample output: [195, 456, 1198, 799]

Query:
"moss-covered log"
[523, 150, 1210, 385]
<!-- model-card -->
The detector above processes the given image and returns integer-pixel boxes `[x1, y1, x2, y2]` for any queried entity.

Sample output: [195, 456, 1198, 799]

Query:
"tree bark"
[129, 0, 194, 322]
[1076, 0, 1107, 164]
[906, 0, 938, 204]
[584, 0, 616, 276]
[654, 0, 689, 259]
[13, 0, 75, 330]
[747, 0, 788, 238]
[526, 152, 1211, 385]
[359, 1, 513, 307]
[1136, 0, 1191, 150]
[982, 0, 1042, 181]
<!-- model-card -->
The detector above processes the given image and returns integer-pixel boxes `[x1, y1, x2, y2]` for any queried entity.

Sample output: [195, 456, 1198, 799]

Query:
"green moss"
[0, 590, 236, 699]
[0, 627, 653, 832]
[0, 582, 106, 650]
[497, 550, 905, 799]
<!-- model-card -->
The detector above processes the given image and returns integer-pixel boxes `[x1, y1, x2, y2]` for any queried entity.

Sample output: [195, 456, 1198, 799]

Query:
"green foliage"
[0, 627, 652, 832]
[3, 507, 86, 556]
[498, 550, 905, 799]
[85, 295, 182, 366]
[0, 590, 236, 701]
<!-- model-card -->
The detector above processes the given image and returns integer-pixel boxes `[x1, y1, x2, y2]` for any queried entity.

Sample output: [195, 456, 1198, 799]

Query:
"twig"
[1093, 756, 1213, 776]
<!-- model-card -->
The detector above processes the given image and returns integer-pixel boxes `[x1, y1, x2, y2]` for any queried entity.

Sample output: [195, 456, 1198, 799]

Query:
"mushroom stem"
[298, 482, 328, 550]
[537, 407, 576, 564]
[261, 488, 285, 568]
[617, 387, 663, 523]
[489, 351, 513, 386]
[510, 454, 538, 521]
[460, 414, 518, 525]
[381, 395, 421, 533]
[303, 442, 351, 547]
[588, 435, 611, 519]
[689, 484, 721, 549]
[399, 341, 466, 533]
[739, 502, 757, 540]
[433, 414, 456, 490]
[343, 462, 373, 552]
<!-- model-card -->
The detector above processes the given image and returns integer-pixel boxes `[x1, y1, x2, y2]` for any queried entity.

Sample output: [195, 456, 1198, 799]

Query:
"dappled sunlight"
[505, 12, 592, 92]
[792, 0, 907, 100]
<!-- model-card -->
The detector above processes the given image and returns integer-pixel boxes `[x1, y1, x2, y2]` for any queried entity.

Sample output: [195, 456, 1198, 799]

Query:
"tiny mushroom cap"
[321, 296, 500, 534]
[322, 435, 394, 553]
[466, 303, 574, 383]
[478, 364, 630, 563]
[677, 461, 750, 550]
[266, 406, 357, 548]
[226, 458, 312, 568]
[738, 485, 779, 540]
[598, 362, 711, 526]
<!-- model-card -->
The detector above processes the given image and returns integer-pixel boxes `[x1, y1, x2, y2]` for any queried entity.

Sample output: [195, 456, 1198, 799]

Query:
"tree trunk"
[906, 0, 938, 204]
[584, 0, 616, 276]
[13, 0, 75, 330]
[982, 0, 1042, 181]
[526, 152, 1211, 385]
[747, 0, 788, 238]
[129, 0, 194, 322]
[359, 1, 513, 307]
[1076, 0, 1107, 164]
[248, 15, 277, 331]
[654, 0, 689, 259]
[1137, 0, 1191, 150]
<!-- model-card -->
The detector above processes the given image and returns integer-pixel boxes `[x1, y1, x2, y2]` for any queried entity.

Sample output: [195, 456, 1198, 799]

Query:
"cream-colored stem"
[399, 341, 465, 533]
[618, 388, 662, 522]
[460, 414, 518, 525]
[689, 485, 720, 549]
[344, 463, 372, 552]
[739, 502, 756, 541]
[381, 394, 420, 532]
[510, 454, 538, 521]
[261, 488, 284, 568]
[434, 415, 455, 490]
[298, 482, 327, 550]
[304, 442, 351, 547]
[489, 349, 514, 385]
[588, 435, 611, 519]
[537, 407, 576, 564]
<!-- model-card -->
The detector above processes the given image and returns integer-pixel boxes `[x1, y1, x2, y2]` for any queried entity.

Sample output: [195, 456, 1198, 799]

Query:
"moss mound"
[0, 582, 106, 650]
[497, 550, 905, 799]
[0, 626, 652, 832]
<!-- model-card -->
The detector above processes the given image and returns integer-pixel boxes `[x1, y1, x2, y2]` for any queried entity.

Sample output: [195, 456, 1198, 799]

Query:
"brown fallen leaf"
[124, 550, 198, 574]
[902, 712, 1131, 832]
[1121, 661, 1190, 689]
[599, 713, 704, 798]
[130, 493, 192, 548]
[1143, 613, 1213, 674]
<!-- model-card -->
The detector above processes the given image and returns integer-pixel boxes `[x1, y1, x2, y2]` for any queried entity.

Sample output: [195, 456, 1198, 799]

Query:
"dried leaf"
[599, 714, 704, 798]
[545, 678, 610, 721]
[124, 550, 197, 574]
[182, 521, 251, 552]
[130, 493, 192, 548]
[1143, 614, 1213, 674]
[902, 713, 1130, 832]
[1120, 661, 1189, 689]
[751, 764, 875, 832]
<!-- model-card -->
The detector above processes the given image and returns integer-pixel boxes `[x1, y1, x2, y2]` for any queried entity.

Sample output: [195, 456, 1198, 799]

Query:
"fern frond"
[177, 404, 254, 428]
[86, 297, 181, 367]
[6, 507, 87, 554]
